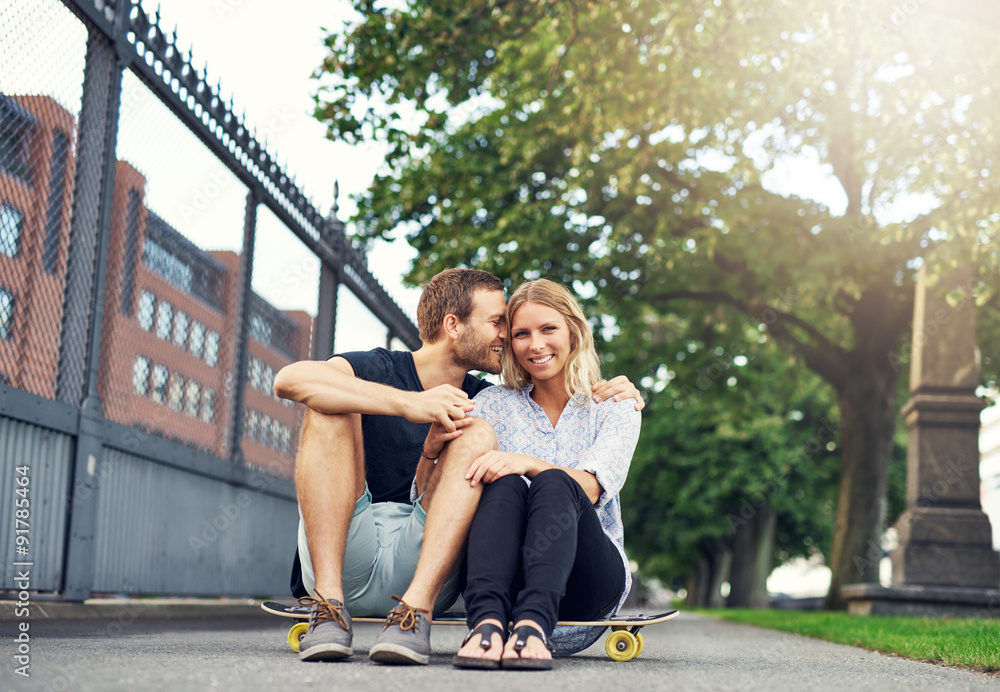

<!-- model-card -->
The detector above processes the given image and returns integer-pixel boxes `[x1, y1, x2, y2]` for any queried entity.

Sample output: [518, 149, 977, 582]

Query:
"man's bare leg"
[295, 408, 366, 604]
[397, 417, 497, 612]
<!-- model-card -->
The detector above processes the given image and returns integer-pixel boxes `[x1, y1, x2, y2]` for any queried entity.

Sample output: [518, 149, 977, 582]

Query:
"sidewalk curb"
[0, 599, 276, 621]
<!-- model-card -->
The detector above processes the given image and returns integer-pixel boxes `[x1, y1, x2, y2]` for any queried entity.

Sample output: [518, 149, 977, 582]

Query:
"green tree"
[619, 312, 842, 607]
[315, 0, 1000, 606]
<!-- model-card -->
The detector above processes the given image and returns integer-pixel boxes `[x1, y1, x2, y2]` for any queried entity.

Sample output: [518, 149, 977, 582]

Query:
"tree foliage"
[619, 314, 841, 583]
[315, 0, 1000, 605]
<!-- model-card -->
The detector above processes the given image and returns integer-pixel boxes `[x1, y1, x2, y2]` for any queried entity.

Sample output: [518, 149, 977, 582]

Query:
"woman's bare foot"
[455, 618, 505, 663]
[503, 619, 551, 662]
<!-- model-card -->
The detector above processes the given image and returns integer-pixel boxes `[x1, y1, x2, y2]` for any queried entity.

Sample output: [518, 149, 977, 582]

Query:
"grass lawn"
[699, 609, 1000, 673]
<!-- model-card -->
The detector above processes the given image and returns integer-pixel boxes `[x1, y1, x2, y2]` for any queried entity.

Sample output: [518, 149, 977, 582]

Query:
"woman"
[452, 279, 641, 670]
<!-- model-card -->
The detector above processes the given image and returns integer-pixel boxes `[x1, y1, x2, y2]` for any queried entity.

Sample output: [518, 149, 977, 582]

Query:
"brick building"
[0, 93, 312, 477]
[0, 94, 75, 398]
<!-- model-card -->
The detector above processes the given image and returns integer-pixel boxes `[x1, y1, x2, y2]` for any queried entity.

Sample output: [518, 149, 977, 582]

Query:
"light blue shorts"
[297, 486, 462, 617]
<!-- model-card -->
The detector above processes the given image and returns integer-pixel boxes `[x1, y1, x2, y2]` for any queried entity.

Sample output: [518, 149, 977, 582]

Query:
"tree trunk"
[685, 560, 710, 608]
[685, 542, 732, 607]
[728, 505, 776, 607]
[824, 359, 899, 609]
[706, 548, 732, 608]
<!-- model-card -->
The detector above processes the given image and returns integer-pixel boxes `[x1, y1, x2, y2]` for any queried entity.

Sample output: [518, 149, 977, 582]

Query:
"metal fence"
[0, 0, 419, 600]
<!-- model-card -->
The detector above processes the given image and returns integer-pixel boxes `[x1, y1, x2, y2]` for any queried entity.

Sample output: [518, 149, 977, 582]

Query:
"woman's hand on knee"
[466, 451, 541, 487]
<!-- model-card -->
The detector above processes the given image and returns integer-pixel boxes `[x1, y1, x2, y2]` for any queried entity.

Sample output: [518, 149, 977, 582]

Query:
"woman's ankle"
[511, 618, 549, 638]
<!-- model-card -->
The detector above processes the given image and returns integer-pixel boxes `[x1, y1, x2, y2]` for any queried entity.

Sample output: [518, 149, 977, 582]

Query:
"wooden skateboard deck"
[262, 600, 678, 626]
[261, 600, 679, 660]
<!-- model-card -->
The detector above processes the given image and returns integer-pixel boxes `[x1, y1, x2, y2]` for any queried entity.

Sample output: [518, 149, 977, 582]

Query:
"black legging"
[463, 469, 626, 637]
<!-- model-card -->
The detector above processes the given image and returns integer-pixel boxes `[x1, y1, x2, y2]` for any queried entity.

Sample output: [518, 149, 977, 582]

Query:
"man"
[273, 268, 642, 665]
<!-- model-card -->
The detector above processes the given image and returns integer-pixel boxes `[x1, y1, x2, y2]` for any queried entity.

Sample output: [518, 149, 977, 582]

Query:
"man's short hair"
[417, 269, 505, 343]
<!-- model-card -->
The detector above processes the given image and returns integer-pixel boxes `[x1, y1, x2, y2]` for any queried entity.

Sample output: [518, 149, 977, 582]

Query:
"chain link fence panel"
[240, 205, 320, 478]
[0, 0, 88, 399]
[99, 68, 248, 459]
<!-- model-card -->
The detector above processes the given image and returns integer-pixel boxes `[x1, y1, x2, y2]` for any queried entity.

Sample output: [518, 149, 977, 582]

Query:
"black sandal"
[503, 623, 553, 671]
[452, 621, 507, 669]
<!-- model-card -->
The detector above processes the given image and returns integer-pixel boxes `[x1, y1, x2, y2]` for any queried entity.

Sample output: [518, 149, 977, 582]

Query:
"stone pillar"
[892, 265, 999, 588]
[843, 265, 1000, 617]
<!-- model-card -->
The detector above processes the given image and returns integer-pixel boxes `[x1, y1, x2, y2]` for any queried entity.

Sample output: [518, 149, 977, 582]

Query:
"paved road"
[4, 610, 997, 691]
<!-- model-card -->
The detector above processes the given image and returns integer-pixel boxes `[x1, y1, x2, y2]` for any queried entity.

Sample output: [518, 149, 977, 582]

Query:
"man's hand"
[465, 451, 542, 487]
[422, 415, 476, 461]
[592, 375, 646, 411]
[401, 385, 475, 431]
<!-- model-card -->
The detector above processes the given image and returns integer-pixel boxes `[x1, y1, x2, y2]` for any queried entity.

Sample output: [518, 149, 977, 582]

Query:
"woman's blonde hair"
[501, 279, 602, 403]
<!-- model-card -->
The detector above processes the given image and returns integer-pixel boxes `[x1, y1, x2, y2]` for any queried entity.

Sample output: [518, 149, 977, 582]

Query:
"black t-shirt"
[339, 348, 492, 504]
[290, 348, 491, 596]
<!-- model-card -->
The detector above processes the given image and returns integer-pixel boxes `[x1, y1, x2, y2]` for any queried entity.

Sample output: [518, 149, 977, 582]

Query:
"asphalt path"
[4, 610, 997, 691]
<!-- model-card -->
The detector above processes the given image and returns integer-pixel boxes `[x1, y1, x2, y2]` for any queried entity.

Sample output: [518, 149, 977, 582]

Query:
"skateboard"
[261, 600, 679, 661]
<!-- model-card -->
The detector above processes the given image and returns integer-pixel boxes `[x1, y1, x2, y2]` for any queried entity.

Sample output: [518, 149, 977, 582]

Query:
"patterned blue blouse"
[471, 384, 642, 655]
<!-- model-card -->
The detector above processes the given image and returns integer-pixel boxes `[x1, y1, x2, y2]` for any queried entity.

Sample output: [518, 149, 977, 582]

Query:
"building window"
[205, 330, 219, 366]
[250, 313, 272, 345]
[184, 380, 201, 417]
[270, 418, 281, 451]
[132, 356, 150, 395]
[173, 311, 189, 348]
[0, 205, 24, 258]
[246, 409, 259, 442]
[143, 237, 193, 292]
[201, 388, 215, 423]
[167, 371, 185, 411]
[0, 289, 13, 339]
[137, 290, 155, 331]
[189, 321, 205, 358]
[280, 426, 292, 454]
[155, 300, 173, 340]
[249, 357, 262, 390]
[151, 364, 168, 403]
[0, 97, 33, 181]
[263, 364, 275, 397]
[260, 415, 272, 446]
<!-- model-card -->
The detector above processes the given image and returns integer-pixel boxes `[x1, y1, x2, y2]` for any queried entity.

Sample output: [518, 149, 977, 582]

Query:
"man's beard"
[454, 329, 500, 375]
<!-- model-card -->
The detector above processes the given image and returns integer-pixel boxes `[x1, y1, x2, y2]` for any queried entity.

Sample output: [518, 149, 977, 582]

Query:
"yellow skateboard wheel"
[635, 632, 644, 656]
[288, 622, 309, 652]
[605, 629, 639, 661]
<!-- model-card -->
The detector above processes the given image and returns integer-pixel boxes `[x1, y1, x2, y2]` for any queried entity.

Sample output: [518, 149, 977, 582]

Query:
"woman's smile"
[511, 302, 571, 381]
